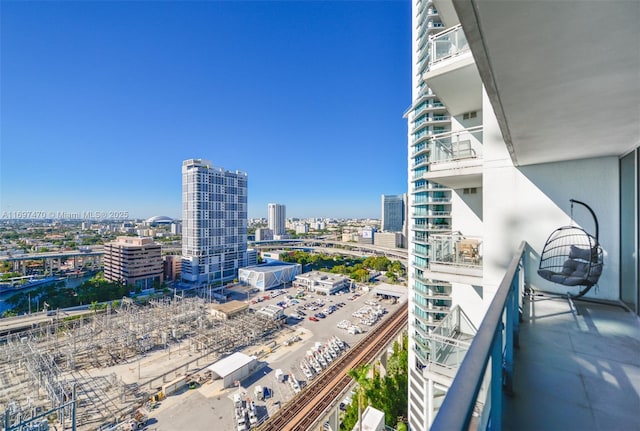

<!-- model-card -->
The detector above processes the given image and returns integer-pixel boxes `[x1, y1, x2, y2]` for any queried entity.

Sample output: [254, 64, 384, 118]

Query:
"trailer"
[254, 385, 265, 401]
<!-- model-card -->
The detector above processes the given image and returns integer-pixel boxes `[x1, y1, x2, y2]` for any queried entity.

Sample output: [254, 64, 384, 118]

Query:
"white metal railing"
[427, 126, 483, 164]
[431, 242, 526, 431]
[429, 24, 470, 66]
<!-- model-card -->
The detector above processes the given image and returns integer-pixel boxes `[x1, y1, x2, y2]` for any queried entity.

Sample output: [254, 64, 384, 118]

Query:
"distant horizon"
[1, 2, 410, 221]
[0, 210, 386, 223]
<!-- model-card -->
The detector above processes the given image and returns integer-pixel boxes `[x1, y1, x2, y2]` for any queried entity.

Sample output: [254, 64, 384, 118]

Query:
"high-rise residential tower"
[406, 1, 638, 429]
[267, 203, 286, 237]
[405, 2, 455, 428]
[181, 159, 248, 288]
[381, 194, 406, 233]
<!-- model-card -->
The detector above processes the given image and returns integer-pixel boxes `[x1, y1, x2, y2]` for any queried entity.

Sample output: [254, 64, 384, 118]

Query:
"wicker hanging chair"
[537, 199, 603, 297]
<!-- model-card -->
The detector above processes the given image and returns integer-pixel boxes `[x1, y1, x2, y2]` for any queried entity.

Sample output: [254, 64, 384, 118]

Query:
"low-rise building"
[210, 300, 249, 320]
[256, 304, 284, 320]
[352, 406, 386, 431]
[374, 231, 404, 249]
[261, 250, 292, 262]
[293, 271, 349, 295]
[163, 255, 181, 281]
[207, 352, 259, 388]
[255, 228, 273, 241]
[103, 236, 163, 289]
[238, 261, 302, 291]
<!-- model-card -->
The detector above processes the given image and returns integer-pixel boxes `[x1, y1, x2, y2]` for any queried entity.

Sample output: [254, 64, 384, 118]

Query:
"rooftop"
[241, 261, 299, 273]
[207, 352, 256, 378]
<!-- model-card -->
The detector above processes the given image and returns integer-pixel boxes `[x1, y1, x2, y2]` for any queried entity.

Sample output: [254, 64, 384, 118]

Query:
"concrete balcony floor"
[504, 294, 640, 431]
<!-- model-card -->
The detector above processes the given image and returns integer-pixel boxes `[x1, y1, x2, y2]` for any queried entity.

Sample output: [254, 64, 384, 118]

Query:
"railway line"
[257, 303, 408, 431]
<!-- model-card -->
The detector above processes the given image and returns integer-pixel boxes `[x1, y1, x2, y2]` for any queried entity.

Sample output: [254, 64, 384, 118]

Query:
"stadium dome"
[145, 215, 174, 224]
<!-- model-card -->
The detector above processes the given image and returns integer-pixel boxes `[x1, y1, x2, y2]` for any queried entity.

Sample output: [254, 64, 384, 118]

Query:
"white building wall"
[482, 89, 620, 303]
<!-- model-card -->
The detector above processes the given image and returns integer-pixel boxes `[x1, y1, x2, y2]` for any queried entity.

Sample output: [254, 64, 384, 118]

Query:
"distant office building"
[374, 231, 404, 249]
[104, 236, 163, 289]
[170, 222, 181, 235]
[311, 221, 326, 230]
[181, 159, 248, 288]
[255, 228, 274, 241]
[295, 223, 309, 235]
[163, 255, 181, 281]
[358, 227, 375, 245]
[381, 194, 406, 232]
[268, 203, 286, 236]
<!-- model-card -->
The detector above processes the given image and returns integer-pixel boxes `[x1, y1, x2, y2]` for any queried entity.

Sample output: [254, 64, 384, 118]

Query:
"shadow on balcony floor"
[504, 294, 640, 431]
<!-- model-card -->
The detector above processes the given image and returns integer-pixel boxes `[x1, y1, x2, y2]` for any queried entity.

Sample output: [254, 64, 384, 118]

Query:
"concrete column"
[427, 378, 434, 426]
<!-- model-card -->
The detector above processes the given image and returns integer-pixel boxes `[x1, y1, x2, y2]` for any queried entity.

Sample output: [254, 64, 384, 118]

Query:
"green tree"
[353, 268, 369, 283]
[341, 334, 409, 429]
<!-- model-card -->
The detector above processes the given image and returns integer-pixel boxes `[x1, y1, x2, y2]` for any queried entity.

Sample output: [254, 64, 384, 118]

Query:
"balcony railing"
[429, 24, 470, 67]
[423, 305, 475, 373]
[427, 126, 483, 164]
[430, 232, 483, 268]
[411, 224, 451, 232]
[430, 242, 526, 431]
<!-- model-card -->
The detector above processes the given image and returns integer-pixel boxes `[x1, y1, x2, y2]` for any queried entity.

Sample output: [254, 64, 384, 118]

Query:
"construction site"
[0, 296, 284, 431]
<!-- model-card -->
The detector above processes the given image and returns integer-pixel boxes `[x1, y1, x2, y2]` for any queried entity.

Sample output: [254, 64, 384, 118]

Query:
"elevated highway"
[250, 239, 408, 264]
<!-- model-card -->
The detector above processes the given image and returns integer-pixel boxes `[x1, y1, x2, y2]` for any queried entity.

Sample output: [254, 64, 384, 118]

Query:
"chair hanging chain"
[570, 200, 574, 225]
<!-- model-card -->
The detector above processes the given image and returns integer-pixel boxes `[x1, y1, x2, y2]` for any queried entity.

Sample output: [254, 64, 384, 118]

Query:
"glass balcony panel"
[430, 232, 483, 268]
[428, 126, 483, 164]
[430, 24, 470, 66]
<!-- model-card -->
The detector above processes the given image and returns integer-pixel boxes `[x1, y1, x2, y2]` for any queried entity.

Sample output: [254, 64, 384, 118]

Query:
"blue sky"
[1, 0, 411, 220]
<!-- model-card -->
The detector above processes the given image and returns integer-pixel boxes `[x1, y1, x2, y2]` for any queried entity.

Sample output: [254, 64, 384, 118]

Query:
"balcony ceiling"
[423, 53, 483, 116]
[454, 0, 640, 166]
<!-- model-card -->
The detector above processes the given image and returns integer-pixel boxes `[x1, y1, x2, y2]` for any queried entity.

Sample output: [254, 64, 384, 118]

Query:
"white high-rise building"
[267, 203, 286, 236]
[181, 159, 248, 288]
[407, 1, 638, 430]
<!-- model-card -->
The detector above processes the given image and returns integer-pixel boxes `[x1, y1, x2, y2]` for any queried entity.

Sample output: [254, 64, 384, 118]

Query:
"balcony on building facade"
[416, 0, 432, 17]
[430, 242, 639, 431]
[419, 305, 476, 384]
[415, 278, 452, 299]
[422, 126, 483, 189]
[427, 232, 482, 284]
[413, 114, 451, 134]
[413, 98, 446, 116]
[412, 182, 449, 193]
[418, 20, 446, 53]
[411, 223, 452, 233]
[423, 24, 482, 116]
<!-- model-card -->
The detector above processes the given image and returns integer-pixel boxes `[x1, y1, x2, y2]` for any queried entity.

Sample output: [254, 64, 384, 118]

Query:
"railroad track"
[257, 303, 408, 431]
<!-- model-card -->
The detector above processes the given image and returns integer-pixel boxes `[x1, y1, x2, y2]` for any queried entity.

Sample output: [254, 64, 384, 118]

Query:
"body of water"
[0, 274, 94, 315]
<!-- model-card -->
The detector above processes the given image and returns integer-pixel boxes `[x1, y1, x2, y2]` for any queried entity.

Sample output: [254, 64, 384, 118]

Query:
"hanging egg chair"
[537, 199, 604, 297]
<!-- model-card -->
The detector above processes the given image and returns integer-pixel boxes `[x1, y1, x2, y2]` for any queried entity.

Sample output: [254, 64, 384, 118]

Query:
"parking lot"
[146, 284, 404, 430]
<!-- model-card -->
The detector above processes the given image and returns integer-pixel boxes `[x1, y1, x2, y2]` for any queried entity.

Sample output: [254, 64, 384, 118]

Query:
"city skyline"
[0, 1, 411, 220]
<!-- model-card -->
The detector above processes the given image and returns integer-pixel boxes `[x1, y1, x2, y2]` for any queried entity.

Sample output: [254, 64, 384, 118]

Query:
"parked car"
[309, 316, 319, 322]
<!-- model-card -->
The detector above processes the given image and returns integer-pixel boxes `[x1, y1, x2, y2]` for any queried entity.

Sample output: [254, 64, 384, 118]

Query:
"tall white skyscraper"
[181, 159, 248, 288]
[267, 203, 286, 236]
